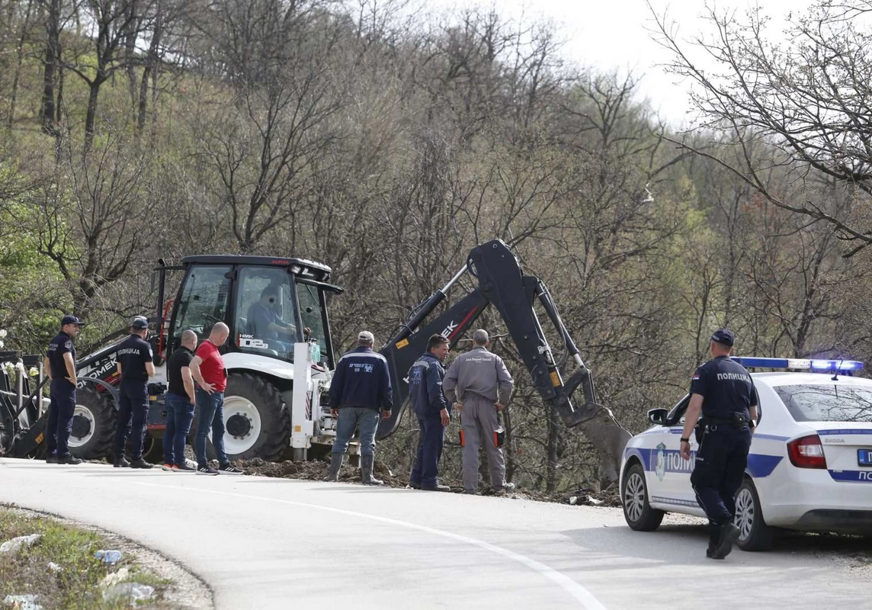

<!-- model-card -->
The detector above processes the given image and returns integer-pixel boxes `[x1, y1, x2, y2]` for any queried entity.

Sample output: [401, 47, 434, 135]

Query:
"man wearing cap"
[679, 329, 758, 560]
[43, 315, 86, 465]
[113, 316, 156, 469]
[325, 330, 393, 485]
[444, 329, 515, 494]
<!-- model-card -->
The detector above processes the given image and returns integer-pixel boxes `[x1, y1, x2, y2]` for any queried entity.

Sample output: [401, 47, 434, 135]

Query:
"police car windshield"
[774, 384, 872, 423]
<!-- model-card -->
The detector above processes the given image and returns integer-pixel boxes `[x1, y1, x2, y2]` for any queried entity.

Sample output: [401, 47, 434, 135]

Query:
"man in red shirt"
[189, 322, 243, 475]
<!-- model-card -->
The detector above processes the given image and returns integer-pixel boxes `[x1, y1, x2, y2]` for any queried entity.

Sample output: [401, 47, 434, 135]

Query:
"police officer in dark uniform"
[43, 314, 86, 465]
[680, 329, 758, 560]
[113, 316, 156, 469]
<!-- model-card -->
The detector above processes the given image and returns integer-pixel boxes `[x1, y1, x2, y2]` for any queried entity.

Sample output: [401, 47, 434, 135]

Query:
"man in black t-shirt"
[162, 330, 198, 471]
[113, 316, 156, 469]
[680, 329, 759, 560]
[43, 314, 86, 465]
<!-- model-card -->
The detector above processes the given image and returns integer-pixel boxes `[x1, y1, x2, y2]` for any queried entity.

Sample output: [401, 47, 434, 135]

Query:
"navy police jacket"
[408, 352, 449, 419]
[328, 347, 393, 412]
[690, 355, 758, 420]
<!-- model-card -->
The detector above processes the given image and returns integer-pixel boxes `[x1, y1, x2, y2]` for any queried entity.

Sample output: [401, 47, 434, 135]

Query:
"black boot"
[114, 456, 131, 468]
[361, 455, 384, 486]
[325, 453, 344, 482]
[129, 458, 154, 469]
[712, 522, 740, 559]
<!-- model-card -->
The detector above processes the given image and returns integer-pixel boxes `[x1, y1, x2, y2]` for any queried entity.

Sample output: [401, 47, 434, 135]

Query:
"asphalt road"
[1, 459, 870, 610]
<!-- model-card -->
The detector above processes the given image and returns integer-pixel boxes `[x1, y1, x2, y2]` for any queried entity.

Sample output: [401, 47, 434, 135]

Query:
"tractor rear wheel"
[222, 373, 290, 462]
[69, 386, 116, 460]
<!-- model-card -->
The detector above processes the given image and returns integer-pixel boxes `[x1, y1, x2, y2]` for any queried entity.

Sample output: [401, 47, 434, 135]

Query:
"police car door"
[653, 395, 699, 511]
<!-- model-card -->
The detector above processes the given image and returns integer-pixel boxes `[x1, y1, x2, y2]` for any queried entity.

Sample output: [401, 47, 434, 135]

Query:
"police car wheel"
[69, 386, 116, 460]
[734, 478, 775, 551]
[621, 463, 664, 531]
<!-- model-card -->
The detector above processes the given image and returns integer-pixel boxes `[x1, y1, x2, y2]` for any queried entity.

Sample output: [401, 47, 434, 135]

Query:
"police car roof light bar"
[731, 356, 864, 371]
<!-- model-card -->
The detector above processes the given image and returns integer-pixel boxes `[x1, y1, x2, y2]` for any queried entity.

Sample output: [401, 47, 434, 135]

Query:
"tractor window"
[174, 265, 231, 344]
[297, 282, 327, 364]
[235, 266, 297, 360]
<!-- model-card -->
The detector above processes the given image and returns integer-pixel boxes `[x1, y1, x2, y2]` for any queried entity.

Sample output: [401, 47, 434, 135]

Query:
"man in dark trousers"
[43, 314, 86, 465]
[680, 329, 758, 560]
[114, 316, 156, 469]
[162, 329, 198, 472]
[326, 330, 393, 485]
[408, 334, 451, 492]
[189, 322, 244, 476]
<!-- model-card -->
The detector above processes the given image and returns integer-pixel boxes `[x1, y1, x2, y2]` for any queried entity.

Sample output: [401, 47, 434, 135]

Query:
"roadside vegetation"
[0, 506, 172, 609]
[1, 0, 871, 493]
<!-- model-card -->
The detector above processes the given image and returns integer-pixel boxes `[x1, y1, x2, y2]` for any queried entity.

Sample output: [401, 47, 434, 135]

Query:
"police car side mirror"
[647, 408, 668, 426]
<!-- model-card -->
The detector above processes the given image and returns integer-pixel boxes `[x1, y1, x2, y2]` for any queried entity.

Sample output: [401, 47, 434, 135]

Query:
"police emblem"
[655, 442, 666, 481]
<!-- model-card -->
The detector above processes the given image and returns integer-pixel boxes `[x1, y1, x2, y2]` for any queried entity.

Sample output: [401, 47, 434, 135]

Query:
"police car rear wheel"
[735, 478, 775, 551]
[69, 386, 115, 460]
[622, 463, 664, 531]
[222, 373, 290, 462]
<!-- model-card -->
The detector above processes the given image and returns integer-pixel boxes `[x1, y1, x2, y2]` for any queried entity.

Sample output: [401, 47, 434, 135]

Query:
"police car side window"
[665, 395, 690, 426]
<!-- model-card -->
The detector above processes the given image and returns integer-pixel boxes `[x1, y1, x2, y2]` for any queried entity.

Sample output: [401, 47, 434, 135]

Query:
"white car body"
[620, 369, 872, 549]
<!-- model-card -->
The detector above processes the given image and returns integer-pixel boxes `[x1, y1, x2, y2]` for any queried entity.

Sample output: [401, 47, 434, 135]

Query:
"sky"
[424, 0, 814, 125]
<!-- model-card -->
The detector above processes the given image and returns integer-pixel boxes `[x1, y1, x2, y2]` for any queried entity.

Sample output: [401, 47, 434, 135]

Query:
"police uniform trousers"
[460, 394, 506, 492]
[46, 379, 77, 457]
[410, 414, 446, 489]
[691, 424, 752, 527]
[114, 378, 149, 460]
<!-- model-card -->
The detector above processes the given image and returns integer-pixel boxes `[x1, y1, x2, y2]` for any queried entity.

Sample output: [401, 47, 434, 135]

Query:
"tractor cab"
[163, 256, 342, 369]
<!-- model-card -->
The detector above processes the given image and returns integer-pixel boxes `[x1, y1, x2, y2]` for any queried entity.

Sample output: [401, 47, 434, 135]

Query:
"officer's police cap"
[131, 316, 149, 330]
[711, 329, 734, 347]
[61, 314, 86, 327]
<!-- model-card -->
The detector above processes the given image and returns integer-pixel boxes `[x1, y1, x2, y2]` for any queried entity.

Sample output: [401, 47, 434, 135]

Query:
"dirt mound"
[237, 458, 620, 507]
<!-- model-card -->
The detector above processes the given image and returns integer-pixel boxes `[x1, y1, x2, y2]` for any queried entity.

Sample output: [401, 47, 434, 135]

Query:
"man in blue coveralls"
[247, 286, 295, 353]
[408, 334, 452, 492]
[680, 329, 758, 560]
[44, 314, 86, 465]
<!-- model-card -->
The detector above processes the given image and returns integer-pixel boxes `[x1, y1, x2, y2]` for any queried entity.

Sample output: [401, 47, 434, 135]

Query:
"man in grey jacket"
[443, 329, 515, 494]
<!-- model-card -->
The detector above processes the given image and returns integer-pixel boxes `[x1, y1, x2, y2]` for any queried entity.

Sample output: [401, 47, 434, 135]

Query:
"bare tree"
[651, 0, 872, 255]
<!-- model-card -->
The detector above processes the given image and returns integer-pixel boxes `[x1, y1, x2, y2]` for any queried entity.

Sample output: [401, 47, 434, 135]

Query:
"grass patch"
[0, 506, 169, 609]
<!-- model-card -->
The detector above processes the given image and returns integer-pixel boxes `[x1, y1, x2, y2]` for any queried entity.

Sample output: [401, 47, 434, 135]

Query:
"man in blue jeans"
[189, 323, 243, 475]
[162, 329, 198, 472]
[325, 330, 393, 485]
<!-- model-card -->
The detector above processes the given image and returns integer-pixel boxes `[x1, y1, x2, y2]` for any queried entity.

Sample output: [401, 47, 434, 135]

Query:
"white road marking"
[132, 480, 606, 609]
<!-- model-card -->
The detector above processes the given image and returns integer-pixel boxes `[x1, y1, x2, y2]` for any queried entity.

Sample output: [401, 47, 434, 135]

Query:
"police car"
[620, 357, 872, 551]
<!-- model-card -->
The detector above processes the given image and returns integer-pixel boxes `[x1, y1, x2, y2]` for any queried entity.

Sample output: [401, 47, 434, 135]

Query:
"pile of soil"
[237, 458, 621, 507]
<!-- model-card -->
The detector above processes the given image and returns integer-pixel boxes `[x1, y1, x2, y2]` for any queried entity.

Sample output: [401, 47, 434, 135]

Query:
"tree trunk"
[545, 403, 560, 492]
[8, 0, 35, 130]
[84, 78, 103, 152]
[39, 0, 60, 135]
[137, 2, 161, 135]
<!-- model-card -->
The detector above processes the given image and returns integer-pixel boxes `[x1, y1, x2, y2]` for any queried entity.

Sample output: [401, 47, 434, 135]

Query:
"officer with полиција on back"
[679, 329, 758, 560]
[113, 316, 156, 469]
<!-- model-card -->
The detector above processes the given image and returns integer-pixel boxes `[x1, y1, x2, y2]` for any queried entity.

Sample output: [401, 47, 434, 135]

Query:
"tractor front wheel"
[221, 373, 290, 462]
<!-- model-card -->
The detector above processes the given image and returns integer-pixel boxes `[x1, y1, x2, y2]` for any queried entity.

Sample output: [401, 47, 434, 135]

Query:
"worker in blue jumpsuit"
[43, 315, 86, 465]
[113, 316, 156, 469]
[680, 329, 758, 560]
[408, 334, 452, 492]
